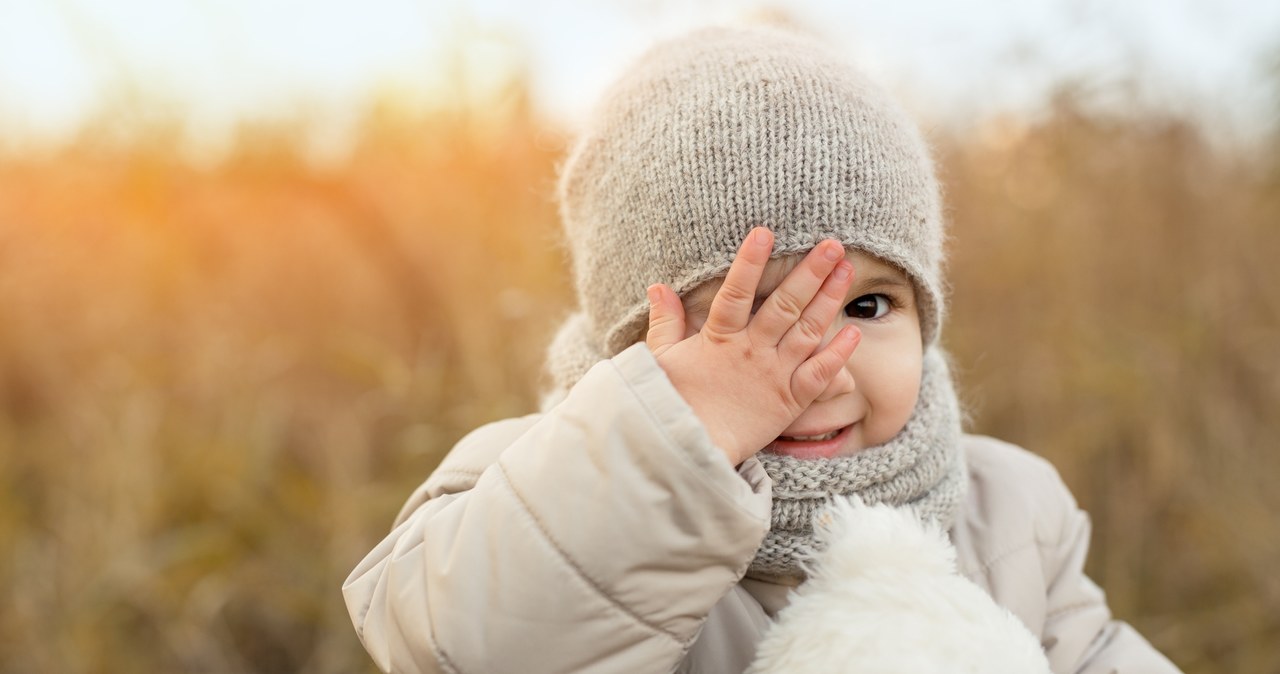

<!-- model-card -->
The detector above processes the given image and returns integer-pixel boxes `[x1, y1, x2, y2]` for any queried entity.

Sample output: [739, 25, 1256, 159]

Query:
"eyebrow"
[855, 275, 913, 292]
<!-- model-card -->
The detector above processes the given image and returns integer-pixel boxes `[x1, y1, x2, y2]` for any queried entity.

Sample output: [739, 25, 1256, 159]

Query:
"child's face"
[681, 249, 923, 458]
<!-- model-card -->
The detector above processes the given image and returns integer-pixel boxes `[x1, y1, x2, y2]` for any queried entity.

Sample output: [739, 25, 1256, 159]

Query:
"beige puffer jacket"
[343, 344, 1182, 674]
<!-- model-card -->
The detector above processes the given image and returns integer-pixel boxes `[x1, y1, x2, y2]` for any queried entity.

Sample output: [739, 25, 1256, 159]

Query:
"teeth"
[779, 429, 841, 442]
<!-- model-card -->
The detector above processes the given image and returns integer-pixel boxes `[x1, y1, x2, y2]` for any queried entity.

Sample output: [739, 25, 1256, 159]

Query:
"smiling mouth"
[767, 424, 855, 460]
[777, 428, 842, 442]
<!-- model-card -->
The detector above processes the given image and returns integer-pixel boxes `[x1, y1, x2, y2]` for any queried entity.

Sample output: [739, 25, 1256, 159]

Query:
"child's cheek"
[851, 337, 923, 445]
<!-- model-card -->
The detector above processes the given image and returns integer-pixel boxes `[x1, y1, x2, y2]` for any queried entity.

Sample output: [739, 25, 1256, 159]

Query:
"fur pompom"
[746, 497, 1051, 674]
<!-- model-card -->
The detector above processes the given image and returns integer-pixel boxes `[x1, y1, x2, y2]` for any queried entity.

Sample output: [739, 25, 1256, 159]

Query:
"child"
[343, 25, 1182, 673]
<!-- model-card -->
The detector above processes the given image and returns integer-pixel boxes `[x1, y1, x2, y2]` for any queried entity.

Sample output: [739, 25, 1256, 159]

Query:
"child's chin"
[764, 424, 856, 460]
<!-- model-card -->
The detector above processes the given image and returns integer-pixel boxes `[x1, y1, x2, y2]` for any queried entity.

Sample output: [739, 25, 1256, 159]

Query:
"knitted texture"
[543, 25, 965, 581]
[749, 347, 965, 579]
[540, 320, 966, 581]
[554, 24, 946, 381]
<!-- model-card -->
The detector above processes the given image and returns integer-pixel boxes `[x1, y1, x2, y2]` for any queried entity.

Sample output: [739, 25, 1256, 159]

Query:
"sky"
[0, 0, 1277, 157]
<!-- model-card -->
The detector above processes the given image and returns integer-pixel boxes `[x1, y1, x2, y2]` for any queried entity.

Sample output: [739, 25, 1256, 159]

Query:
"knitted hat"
[549, 25, 946, 392]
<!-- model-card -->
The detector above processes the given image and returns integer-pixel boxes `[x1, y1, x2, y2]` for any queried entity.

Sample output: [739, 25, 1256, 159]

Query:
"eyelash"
[843, 293, 896, 321]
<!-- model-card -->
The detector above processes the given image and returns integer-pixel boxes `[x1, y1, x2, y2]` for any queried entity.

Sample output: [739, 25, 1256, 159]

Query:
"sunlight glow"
[1, 0, 1277, 156]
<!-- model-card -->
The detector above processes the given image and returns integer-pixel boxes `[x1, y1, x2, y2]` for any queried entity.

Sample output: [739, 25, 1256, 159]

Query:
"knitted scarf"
[542, 313, 967, 581]
[748, 346, 965, 580]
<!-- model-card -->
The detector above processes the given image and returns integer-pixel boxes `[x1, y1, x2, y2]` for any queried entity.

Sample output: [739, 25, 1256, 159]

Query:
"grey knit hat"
[549, 25, 946, 393]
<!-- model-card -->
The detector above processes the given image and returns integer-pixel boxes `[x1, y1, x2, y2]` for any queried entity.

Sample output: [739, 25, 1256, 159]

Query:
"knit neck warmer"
[747, 346, 966, 580]
[542, 314, 968, 582]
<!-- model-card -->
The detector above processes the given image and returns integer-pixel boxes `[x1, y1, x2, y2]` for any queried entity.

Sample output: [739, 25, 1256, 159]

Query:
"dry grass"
[942, 101, 1280, 671]
[0, 88, 1275, 672]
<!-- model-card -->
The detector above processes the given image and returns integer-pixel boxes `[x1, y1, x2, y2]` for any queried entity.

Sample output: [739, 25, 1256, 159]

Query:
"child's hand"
[645, 228, 860, 466]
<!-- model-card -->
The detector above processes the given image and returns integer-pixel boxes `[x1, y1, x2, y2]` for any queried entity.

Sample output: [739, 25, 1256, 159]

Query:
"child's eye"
[844, 294, 892, 320]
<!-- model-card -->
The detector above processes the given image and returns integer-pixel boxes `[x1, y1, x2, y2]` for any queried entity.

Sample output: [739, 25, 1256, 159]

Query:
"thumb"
[645, 284, 686, 357]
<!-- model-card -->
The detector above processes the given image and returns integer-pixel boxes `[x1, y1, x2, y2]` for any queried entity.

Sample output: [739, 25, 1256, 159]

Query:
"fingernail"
[833, 263, 851, 281]
[823, 241, 843, 261]
[753, 228, 771, 246]
[646, 285, 661, 304]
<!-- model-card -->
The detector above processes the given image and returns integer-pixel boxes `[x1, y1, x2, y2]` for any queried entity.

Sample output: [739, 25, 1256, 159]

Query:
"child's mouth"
[766, 424, 853, 460]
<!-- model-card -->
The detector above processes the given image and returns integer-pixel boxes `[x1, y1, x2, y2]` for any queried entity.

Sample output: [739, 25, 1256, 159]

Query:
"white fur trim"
[746, 497, 1052, 674]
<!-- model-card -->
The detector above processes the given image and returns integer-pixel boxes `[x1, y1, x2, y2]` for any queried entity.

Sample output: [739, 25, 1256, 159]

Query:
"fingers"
[815, 368, 857, 403]
[778, 259, 855, 360]
[645, 284, 686, 357]
[750, 240, 845, 345]
[703, 228, 773, 336]
[791, 326, 861, 405]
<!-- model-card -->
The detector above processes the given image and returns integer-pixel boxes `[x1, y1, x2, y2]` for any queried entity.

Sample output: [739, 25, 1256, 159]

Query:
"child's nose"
[814, 366, 856, 402]
[812, 323, 857, 402]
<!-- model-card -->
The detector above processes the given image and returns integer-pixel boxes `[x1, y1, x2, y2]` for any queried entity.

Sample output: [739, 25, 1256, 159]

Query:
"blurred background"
[1, 1, 1278, 672]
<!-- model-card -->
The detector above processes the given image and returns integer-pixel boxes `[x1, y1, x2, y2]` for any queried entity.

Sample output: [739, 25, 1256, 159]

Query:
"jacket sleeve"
[342, 343, 773, 674]
[1039, 468, 1182, 674]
